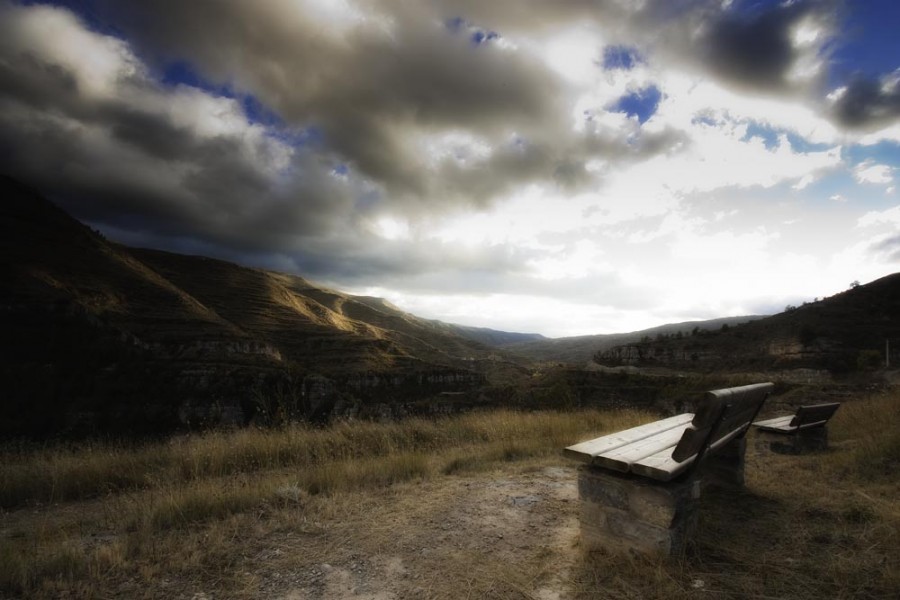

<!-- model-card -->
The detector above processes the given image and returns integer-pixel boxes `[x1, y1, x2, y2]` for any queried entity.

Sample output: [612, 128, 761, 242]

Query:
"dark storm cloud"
[830, 75, 900, 130]
[626, 0, 900, 131]
[0, 2, 379, 255]
[0, 0, 600, 297]
[0, 0, 723, 295]
[285, 232, 657, 309]
[91, 0, 575, 207]
[0, 0, 696, 260]
[698, 0, 827, 91]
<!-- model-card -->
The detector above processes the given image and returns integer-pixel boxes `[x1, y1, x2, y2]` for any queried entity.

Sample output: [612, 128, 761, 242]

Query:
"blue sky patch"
[845, 141, 900, 169]
[162, 61, 229, 94]
[828, 0, 900, 83]
[612, 86, 662, 124]
[743, 122, 780, 150]
[471, 30, 500, 45]
[444, 16, 500, 46]
[602, 45, 640, 71]
[266, 126, 326, 150]
[162, 61, 286, 130]
[240, 95, 284, 129]
[742, 121, 836, 153]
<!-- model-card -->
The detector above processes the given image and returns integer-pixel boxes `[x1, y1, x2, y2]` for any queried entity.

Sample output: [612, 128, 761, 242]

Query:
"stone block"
[577, 466, 698, 556]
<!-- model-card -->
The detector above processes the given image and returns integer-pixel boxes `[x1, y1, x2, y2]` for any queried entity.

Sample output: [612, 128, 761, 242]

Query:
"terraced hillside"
[0, 177, 524, 436]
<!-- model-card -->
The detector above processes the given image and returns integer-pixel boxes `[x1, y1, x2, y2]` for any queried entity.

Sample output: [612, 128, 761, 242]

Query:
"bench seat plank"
[629, 420, 754, 481]
[630, 447, 695, 481]
[563, 414, 694, 464]
[592, 426, 690, 472]
[752, 415, 795, 432]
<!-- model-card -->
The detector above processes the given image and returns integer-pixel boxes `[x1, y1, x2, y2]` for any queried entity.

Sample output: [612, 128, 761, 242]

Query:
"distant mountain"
[447, 324, 547, 347]
[0, 177, 526, 436]
[594, 278, 900, 373]
[503, 316, 764, 364]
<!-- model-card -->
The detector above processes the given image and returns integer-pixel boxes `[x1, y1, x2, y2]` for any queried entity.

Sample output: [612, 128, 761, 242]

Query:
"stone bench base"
[577, 439, 747, 556]
[755, 427, 828, 455]
[578, 466, 698, 555]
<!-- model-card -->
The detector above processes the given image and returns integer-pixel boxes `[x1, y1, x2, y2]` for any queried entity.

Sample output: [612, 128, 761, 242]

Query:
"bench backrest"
[672, 382, 774, 462]
[789, 402, 840, 429]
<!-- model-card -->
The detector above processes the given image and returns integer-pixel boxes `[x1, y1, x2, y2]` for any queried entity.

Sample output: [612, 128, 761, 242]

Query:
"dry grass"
[0, 409, 647, 510]
[3, 391, 900, 599]
[0, 407, 649, 597]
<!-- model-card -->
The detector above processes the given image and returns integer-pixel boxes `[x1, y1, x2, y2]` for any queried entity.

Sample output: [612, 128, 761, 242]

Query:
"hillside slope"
[595, 277, 900, 372]
[0, 177, 523, 435]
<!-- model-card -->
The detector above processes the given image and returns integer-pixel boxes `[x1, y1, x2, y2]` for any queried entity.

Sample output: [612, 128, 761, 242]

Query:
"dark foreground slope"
[0, 177, 525, 436]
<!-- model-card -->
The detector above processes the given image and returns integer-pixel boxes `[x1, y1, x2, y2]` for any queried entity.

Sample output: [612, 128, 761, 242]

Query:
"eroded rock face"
[1, 295, 493, 436]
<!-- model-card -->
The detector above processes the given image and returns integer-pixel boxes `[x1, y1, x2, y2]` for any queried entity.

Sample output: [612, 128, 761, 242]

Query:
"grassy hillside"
[0, 177, 529, 435]
[595, 276, 900, 373]
[0, 177, 242, 343]
[1, 174, 512, 374]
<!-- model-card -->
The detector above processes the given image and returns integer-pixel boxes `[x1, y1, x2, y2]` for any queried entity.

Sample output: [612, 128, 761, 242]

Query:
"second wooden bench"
[752, 402, 840, 454]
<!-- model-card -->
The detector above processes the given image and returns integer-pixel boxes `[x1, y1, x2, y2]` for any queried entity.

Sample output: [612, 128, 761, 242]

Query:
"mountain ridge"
[502, 316, 766, 364]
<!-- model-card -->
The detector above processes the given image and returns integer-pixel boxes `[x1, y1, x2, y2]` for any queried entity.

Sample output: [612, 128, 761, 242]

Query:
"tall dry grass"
[0, 407, 651, 598]
[0, 408, 649, 509]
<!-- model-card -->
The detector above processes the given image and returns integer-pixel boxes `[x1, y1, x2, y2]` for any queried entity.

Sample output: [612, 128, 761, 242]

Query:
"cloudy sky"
[2, 0, 900, 337]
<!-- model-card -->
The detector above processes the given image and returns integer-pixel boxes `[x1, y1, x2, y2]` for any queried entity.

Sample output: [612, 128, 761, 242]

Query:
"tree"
[850, 280, 861, 289]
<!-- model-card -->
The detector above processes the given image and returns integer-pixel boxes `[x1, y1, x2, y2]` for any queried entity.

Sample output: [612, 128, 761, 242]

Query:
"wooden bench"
[752, 402, 840, 454]
[565, 382, 774, 555]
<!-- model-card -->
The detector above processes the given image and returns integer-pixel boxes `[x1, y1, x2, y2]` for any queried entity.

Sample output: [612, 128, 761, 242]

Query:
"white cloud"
[858, 205, 900, 227]
[374, 289, 661, 338]
[0, 3, 142, 99]
[648, 72, 842, 144]
[610, 122, 841, 198]
[853, 160, 894, 185]
[536, 25, 605, 84]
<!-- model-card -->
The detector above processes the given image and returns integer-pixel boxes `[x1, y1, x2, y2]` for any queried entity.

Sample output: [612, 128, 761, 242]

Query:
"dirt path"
[255, 462, 582, 600]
